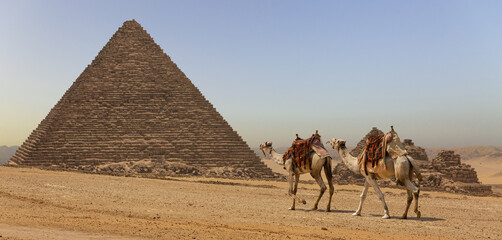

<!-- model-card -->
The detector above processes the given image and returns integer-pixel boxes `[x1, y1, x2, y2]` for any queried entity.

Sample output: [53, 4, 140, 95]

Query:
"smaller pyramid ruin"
[432, 151, 478, 182]
[402, 139, 428, 161]
[333, 127, 493, 196]
[418, 150, 492, 195]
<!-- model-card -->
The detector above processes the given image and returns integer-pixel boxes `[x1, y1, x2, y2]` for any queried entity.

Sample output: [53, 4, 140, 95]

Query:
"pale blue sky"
[1, 1, 501, 148]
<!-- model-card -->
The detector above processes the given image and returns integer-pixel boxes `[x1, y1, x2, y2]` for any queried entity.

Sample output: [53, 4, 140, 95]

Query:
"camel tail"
[324, 156, 333, 177]
[406, 155, 423, 182]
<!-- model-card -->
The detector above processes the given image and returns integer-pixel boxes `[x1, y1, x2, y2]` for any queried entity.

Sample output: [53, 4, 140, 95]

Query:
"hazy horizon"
[1, 1, 501, 149]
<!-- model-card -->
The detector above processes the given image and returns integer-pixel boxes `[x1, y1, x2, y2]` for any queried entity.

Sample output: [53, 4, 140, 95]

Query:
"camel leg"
[402, 156, 422, 219]
[293, 174, 304, 203]
[311, 173, 326, 211]
[289, 173, 303, 210]
[414, 189, 421, 219]
[407, 181, 421, 219]
[353, 180, 369, 216]
[367, 178, 390, 219]
[402, 189, 413, 219]
[323, 161, 334, 212]
[403, 179, 421, 219]
[287, 172, 295, 210]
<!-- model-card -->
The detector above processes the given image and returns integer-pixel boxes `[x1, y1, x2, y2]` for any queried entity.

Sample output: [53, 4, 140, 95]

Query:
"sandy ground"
[0, 167, 501, 240]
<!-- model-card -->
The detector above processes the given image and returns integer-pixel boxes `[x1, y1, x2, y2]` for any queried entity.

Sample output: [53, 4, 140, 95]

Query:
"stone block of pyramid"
[9, 20, 276, 179]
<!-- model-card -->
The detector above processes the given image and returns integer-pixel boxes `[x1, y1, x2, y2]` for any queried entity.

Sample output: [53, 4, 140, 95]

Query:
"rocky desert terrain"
[0, 166, 501, 240]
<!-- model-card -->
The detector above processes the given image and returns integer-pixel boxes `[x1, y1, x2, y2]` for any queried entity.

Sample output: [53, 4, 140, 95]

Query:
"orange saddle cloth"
[358, 133, 389, 175]
[283, 134, 330, 169]
[358, 127, 409, 176]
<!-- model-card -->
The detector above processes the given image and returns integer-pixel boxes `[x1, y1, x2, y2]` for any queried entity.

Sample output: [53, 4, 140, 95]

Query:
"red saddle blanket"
[282, 134, 329, 168]
[365, 134, 385, 166]
[358, 132, 392, 175]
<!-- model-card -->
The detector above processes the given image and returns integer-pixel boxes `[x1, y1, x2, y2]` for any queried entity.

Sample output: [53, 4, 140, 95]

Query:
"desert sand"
[0, 167, 501, 240]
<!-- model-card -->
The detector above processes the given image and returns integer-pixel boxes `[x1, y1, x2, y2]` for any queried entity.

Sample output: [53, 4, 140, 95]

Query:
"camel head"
[326, 138, 346, 151]
[259, 141, 273, 156]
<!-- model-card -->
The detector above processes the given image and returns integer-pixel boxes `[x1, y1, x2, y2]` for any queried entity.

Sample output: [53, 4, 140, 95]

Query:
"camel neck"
[269, 148, 283, 161]
[338, 146, 360, 174]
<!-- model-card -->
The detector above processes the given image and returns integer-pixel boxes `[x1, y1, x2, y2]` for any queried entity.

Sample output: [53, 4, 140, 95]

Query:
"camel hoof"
[311, 207, 318, 211]
[401, 215, 408, 219]
[352, 212, 361, 216]
[326, 209, 331, 212]
[289, 207, 295, 210]
[416, 211, 421, 219]
[382, 214, 391, 219]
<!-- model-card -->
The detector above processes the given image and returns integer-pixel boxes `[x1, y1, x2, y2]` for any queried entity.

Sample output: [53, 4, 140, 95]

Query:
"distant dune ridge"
[0, 146, 19, 165]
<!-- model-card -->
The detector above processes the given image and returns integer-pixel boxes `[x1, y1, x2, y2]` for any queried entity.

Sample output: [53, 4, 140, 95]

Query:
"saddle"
[358, 126, 408, 175]
[283, 131, 330, 169]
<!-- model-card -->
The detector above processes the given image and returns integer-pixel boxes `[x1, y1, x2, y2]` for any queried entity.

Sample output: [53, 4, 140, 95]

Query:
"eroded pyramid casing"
[10, 20, 275, 178]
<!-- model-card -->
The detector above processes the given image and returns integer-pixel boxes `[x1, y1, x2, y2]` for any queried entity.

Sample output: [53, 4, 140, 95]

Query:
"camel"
[259, 140, 334, 212]
[326, 137, 422, 219]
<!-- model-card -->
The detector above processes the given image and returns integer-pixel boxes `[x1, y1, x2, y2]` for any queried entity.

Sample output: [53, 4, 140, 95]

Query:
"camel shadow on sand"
[291, 209, 446, 222]
[368, 214, 446, 221]
[294, 208, 354, 214]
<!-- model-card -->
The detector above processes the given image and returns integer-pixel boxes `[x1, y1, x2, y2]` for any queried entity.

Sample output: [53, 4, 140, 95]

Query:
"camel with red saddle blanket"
[327, 126, 423, 219]
[260, 131, 333, 212]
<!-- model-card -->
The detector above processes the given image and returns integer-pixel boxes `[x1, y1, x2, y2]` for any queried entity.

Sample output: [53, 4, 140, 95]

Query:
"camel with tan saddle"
[327, 126, 422, 219]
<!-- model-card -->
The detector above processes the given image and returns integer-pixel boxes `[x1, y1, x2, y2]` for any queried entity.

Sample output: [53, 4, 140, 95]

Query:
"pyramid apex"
[121, 19, 143, 29]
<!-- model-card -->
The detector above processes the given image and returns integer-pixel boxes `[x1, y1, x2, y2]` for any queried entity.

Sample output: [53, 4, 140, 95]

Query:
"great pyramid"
[9, 20, 276, 179]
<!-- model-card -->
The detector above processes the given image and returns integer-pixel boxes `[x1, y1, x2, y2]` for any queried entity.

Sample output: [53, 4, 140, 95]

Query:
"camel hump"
[384, 132, 393, 143]
[386, 127, 408, 159]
